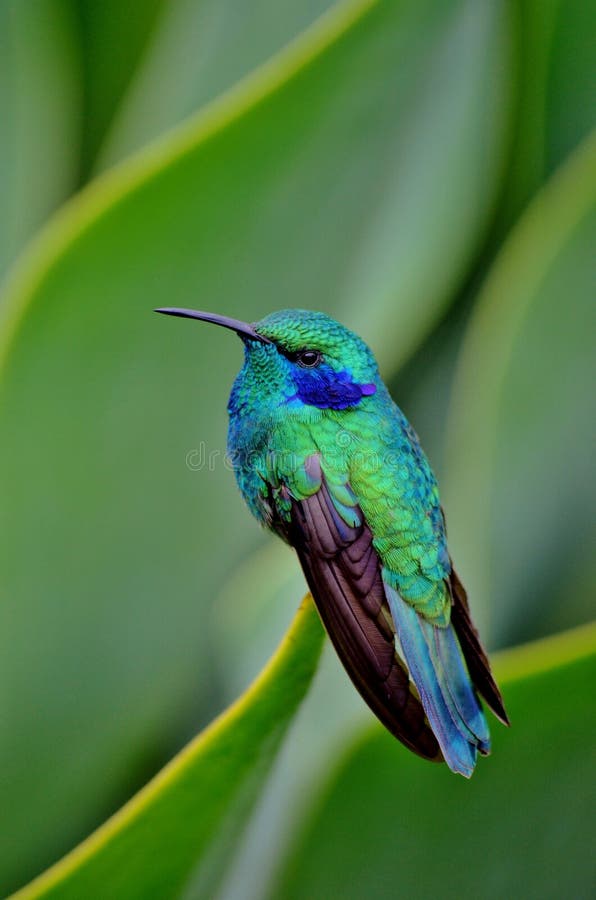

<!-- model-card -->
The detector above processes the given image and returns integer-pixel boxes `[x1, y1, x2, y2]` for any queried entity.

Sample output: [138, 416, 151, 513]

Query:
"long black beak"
[155, 307, 272, 344]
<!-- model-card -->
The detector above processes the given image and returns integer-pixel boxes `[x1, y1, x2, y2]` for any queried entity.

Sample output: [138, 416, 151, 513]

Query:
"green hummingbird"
[156, 307, 509, 776]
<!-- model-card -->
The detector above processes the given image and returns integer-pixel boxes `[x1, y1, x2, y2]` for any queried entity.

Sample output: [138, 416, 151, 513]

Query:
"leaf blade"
[273, 622, 596, 900]
[0, 0, 80, 281]
[11, 597, 324, 900]
[0, 0, 513, 887]
[443, 130, 596, 645]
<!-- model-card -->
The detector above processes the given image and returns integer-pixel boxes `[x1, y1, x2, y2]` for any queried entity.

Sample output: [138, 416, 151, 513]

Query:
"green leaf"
[443, 131, 596, 647]
[0, 0, 512, 889]
[545, 0, 596, 171]
[0, 0, 80, 280]
[10, 597, 324, 900]
[274, 622, 596, 900]
[98, 0, 337, 168]
[72, 0, 166, 178]
[497, 0, 596, 227]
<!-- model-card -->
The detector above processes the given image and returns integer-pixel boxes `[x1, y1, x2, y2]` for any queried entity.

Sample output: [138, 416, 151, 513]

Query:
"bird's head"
[156, 307, 380, 413]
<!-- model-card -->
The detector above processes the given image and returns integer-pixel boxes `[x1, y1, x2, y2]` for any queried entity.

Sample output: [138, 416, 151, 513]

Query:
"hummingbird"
[156, 307, 509, 776]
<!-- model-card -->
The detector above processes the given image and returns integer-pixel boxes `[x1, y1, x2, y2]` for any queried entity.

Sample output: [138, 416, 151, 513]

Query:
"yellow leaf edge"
[450, 127, 596, 423]
[443, 128, 596, 616]
[11, 595, 324, 900]
[0, 0, 377, 376]
[445, 128, 596, 509]
[494, 619, 596, 685]
[10, 603, 594, 899]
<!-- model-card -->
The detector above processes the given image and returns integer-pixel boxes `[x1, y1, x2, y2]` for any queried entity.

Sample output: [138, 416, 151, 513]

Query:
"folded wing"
[269, 454, 508, 775]
[277, 456, 441, 762]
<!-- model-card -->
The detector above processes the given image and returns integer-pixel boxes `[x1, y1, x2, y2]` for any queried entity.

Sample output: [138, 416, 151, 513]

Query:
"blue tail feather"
[421, 616, 490, 754]
[385, 581, 490, 777]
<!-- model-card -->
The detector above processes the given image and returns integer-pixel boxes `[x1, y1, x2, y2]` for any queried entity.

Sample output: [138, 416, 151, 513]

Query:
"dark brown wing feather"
[279, 472, 441, 762]
[449, 566, 510, 725]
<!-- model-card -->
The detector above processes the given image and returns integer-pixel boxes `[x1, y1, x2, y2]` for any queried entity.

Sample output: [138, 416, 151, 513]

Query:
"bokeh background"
[1, 1, 594, 897]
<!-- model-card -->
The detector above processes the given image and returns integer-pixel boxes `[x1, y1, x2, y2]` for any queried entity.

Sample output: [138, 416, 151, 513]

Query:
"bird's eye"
[295, 349, 322, 368]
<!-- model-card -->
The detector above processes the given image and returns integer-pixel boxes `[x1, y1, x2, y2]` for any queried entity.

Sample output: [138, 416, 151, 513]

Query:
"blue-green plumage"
[157, 306, 509, 776]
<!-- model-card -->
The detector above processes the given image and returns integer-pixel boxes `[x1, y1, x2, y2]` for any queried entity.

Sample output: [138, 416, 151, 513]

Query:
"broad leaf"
[11, 597, 324, 900]
[444, 131, 596, 646]
[498, 0, 596, 226]
[0, 0, 80, 280]
[73, 0, 166, 177]
[274, 623, 596, 899]
[544, 0, 596, 170]
[98, 0, 336, 168]
[0, 0, 511, 889]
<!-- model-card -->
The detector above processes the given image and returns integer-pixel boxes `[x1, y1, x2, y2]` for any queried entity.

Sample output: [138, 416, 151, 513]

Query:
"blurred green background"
[0, 1, 594, 898]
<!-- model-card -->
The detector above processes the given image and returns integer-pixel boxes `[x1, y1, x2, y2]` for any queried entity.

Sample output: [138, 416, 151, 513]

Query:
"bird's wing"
[268, 450, 508, 776]
[273, 454, 441, 762]
[378, 528, 508, 775]
[448, 566, 509, 725]
[339, 413, 509, 776]
[383, 580, 491, 777]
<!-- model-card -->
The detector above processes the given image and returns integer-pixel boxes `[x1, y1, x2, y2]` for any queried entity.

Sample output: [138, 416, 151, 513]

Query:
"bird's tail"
[385, 584, 490, 777]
